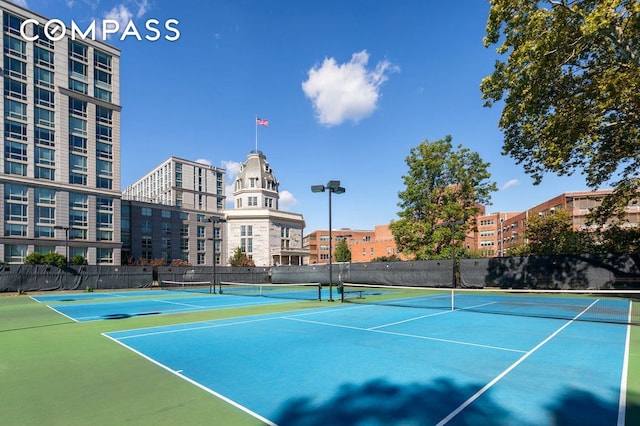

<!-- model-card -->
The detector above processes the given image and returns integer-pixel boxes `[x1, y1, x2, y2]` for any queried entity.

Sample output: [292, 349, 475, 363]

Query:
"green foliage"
[597, 225, 640, 254]
[482, 0, 640, 223]
[507, 242, 532, 257]
[70, 255, 88, 265]
[520, 209, 640, 255]
[334, 239, 352, 263]
[229, 247, 255, 267]
[85, 286, 93, 293]
[390, 136, 497, 259]
[371, 255, 402, 262]
[25, 252, 66, 267]
[43, 252, 66, 268]
[25, 252, 45, 265]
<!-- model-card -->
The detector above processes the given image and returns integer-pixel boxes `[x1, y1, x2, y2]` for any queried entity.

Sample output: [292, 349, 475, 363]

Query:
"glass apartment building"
[1, 2, 121, 264]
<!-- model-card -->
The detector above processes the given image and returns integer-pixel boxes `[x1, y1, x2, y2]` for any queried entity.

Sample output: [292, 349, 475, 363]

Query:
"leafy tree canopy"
[390, 136, 497, 259]
[229, 247, 255, 267]
[482, 0, 640, 223]
[334, 239, 352, 263]
[70, 254, 88, 265]
[25, 252, 66, 268]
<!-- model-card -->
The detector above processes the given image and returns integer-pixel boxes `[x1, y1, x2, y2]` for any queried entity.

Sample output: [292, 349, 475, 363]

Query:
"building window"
[142, 220, 152, 233]
[141, 207, 152, 216]
[96, 248, 113, 264]
[69, 192, 88, 240]
[70, 135, 87, 153]
[34, 88, 54, 108]
[5, 98, 26, 120]
[35, 189, 55, 238]
[4, 184, 27, 237]
[34, 46, 54, 69]
[4, 56, 26, 79]
[5, 120, 27, 141]
[162, 222, 171, 235]
[4, 78, 27, 100]
[197, 225, 205, 238]
[142, 236, 152, 261]
[4, 244, 27, 264]
[34, 66, 54, 89]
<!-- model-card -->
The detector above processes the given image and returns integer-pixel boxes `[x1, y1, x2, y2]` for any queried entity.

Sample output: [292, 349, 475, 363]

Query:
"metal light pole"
[311, 180, 346, 302]
[54, 225, 70, 266]
[208, 216, 226, 294]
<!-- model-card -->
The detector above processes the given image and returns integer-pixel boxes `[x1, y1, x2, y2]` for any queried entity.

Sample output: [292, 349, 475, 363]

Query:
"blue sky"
[15, 0, 599, 232]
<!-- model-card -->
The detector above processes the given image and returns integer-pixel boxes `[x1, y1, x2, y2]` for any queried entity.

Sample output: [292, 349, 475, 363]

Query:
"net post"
[451, 288, 454, 311]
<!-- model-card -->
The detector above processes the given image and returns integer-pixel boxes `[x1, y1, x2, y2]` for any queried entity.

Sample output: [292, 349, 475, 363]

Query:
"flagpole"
[255, 115, 258, 152]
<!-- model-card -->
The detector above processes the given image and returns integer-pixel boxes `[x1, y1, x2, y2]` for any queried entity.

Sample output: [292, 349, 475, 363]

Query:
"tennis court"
[33, 283, 325, 322]
[105, 298, 631, 425]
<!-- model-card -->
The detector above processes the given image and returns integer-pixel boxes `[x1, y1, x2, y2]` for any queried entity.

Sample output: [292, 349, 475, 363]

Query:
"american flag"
[256, 118, 269, 127]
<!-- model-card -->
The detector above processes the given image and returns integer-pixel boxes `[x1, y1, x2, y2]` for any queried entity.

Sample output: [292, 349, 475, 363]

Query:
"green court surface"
[1, 292, 640, 425]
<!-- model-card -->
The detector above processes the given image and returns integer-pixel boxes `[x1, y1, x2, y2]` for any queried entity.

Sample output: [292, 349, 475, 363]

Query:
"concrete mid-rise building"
[471, 190, 640, 257]
[226, 150, 306, 266]
[1, 2, 122, 264]
[304, 229, 375, 264]
[122, 156, 225, 212]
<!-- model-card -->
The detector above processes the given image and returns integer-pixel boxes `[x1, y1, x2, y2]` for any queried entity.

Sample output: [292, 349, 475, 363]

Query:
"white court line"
[46, 305, 79, 323]
[617, 301, 632, 426]
[367, 308, 455, 330]
[101, 333, 276, 426]
[153, 299, 208, 308]
[283, 316, 526, 354]
[435, 299, 600, 426]
[114, 315, 282, 339]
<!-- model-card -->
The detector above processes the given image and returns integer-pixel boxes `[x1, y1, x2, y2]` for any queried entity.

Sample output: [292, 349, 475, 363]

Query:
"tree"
[524, 209, 595, 255]
[482, 0, 640, 223]
[334, 239, 351, 263]
[390, 136, 497, 259]
[25, 252, 44, 265]
[229, 247, 255, 267]
[43, 252, 66, 268]
[371, 255, 402, 262]
[25, 252, 66, 267]
[70, 254, 88, 265]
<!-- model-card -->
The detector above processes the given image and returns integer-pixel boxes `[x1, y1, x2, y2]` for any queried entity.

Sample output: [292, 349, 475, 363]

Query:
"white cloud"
[501, 179, 520, 190]
[194, 158, 213, 167]
[302, 50, 399, 126]
[133, 0, 150, 18]
[94, 1, 151, 39]
[222, 160, 242, 208]
[221, 160, 242, 177]
[9, 0, 28, 8]
[278, 190, 297, 211]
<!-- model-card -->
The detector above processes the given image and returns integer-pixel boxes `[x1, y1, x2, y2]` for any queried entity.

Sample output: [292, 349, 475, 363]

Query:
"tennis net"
[340, 283, 640, 325]
[219, 282, 322, 301]
[159, 280, 213, 294]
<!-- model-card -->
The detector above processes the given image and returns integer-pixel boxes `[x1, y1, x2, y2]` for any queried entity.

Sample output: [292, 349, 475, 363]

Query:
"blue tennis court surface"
[43, 293, 300, 322]
[31, 289, 172, 303]
[105, 303, 630, 425]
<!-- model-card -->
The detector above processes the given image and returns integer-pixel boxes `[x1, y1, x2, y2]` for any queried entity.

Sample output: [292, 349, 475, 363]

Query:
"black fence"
[0, 265, 152, 292]
[459, 254, 640, 289]
[2, 254, 638, 292]
[157, 266, 269, 285]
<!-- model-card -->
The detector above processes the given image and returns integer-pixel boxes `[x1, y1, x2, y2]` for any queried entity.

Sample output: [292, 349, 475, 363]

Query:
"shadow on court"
[273, 377, 622, 426]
